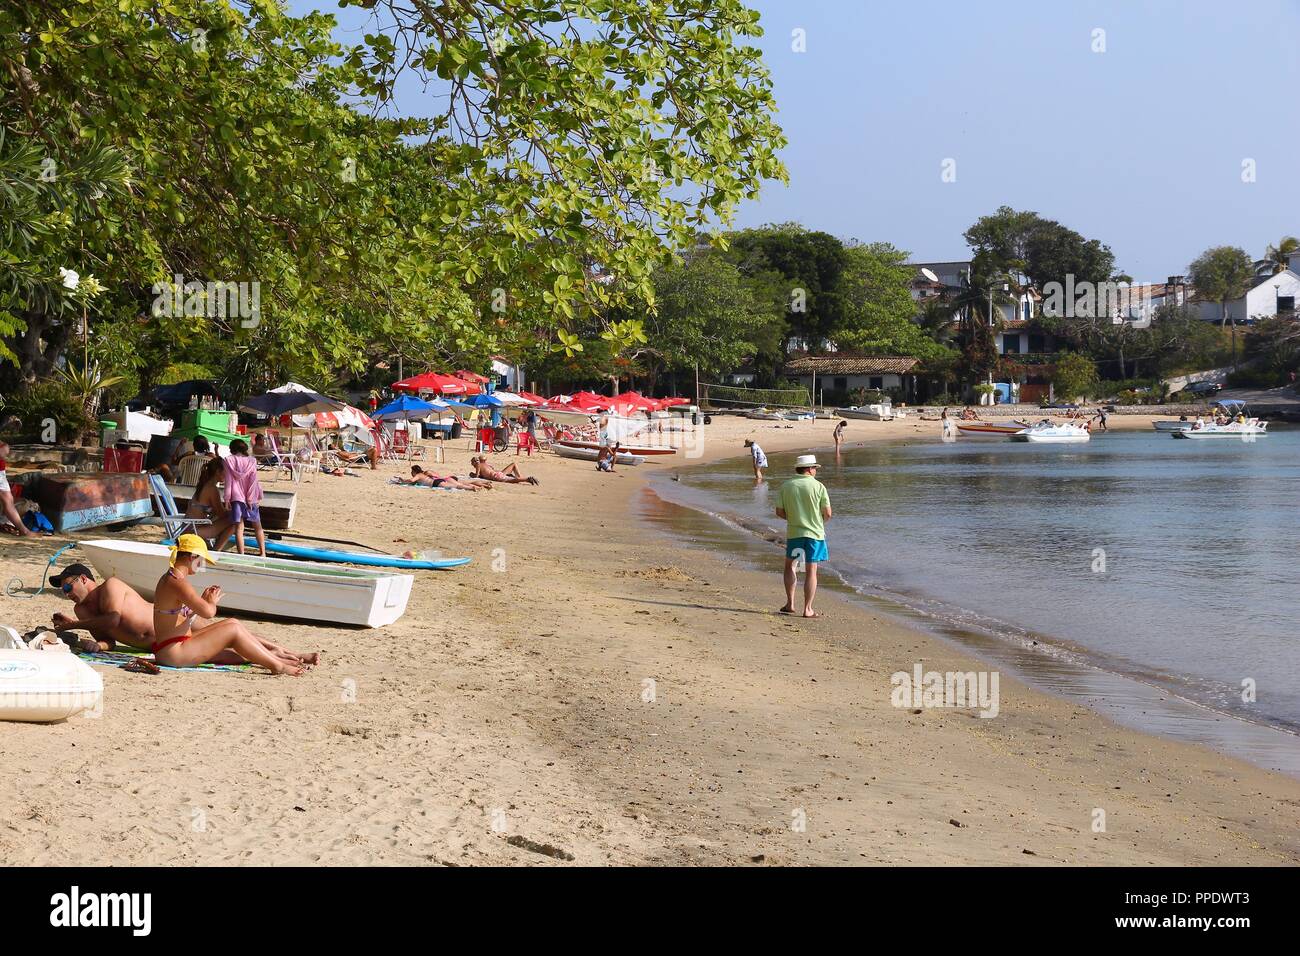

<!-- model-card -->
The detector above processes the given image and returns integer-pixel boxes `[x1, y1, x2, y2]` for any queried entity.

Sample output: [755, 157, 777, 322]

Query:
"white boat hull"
[1172, 427, 1268, 439]
[552, 444, 645, 466]
[78, 539, 412, 628]
[954, 421, 1030, 438]
[553, 440, 675, 456]
[1010, 424, 1091, 443]
[834, 406, 892, 421]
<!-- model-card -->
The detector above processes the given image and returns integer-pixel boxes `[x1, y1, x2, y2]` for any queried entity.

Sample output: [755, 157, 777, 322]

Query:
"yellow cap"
[169, 533, 218, 567]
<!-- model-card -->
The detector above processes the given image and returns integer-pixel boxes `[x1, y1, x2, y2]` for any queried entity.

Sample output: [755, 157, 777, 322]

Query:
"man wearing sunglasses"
[49, 563, 156, 653]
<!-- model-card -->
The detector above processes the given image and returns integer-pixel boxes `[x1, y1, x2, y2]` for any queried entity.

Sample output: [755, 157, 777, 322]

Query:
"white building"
[1195, 269, 1300, 323]
[909, 261, 1038, 324]
[783, 354, 920, 402]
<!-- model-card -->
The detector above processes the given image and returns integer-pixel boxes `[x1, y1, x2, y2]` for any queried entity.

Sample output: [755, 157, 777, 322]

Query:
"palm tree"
[1255, 236, 1298, 278]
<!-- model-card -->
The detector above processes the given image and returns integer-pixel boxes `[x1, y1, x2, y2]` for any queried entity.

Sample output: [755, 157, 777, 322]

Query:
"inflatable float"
[0, 627, 103, 723]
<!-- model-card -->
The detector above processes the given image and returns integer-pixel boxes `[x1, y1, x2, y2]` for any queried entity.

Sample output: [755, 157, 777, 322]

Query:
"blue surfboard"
[239, 537, 471, 570]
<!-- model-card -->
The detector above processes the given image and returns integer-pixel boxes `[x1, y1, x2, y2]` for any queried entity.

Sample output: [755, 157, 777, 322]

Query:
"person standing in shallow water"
[776, 454, 832, 618]
[745, 439, 767, 481]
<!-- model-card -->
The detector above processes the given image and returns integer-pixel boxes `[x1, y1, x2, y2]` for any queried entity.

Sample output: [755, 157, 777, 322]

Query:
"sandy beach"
[1, 413, 1297, 866]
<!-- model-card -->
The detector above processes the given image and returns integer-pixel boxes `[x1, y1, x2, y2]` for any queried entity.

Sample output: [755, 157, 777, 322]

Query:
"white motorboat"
[552, 444, 646, 466]
[78, 539, 413, 628]
[1009, 421, 1091, 443]
[834, 402, 894, 421]
[1172, 421, 1269, 439]
[1170, 400, 1268, 439]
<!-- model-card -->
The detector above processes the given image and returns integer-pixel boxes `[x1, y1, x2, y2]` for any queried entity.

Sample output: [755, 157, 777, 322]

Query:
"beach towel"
[387, 477, 462, 490]
[79, 647, 255, 673]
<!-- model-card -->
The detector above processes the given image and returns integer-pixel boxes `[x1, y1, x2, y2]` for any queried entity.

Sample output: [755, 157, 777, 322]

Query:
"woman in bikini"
[392, 466, 491, 491]
[185, 457, 233, 544]
[151, 534, 316, 675]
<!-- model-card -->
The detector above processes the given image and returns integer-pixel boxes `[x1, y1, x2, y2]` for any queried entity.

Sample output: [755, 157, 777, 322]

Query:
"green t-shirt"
[778, 475, 830, 540]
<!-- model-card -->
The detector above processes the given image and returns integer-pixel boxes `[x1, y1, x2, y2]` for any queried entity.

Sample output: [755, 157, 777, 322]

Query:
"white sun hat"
[793, 454, 819, 470]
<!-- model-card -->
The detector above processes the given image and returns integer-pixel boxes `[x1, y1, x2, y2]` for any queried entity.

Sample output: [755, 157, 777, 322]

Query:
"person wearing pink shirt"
[222, 438, 267, 556]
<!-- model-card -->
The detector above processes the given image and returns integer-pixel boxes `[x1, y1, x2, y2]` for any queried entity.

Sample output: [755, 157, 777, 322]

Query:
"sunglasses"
[61, 582, 74, 594]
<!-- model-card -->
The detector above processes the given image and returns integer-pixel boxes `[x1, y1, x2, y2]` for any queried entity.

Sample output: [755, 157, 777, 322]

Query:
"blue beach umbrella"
[374, 395, 445, 421]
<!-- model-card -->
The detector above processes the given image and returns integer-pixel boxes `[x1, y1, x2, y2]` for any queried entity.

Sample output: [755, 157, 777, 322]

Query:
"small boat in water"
[1153, 420, 1195, 432]
[552, 444, 646, 465]
[1170, 400, 1268, 439]
[954, 420, 1031, 438]
[78, 539, 413, 627]
[1009, 421, 1091, 443]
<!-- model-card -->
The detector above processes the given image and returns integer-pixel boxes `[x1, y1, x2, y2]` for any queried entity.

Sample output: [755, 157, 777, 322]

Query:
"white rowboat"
[78, 539, 412, 628]
[552, 445, 646, 466]
[553, 440, 676, 456]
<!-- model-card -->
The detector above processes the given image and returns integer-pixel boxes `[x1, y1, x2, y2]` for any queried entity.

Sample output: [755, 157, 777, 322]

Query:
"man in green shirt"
[775, 454, 832, 618]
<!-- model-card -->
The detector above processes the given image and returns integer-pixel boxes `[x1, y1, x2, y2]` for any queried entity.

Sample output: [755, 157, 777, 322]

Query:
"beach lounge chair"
[176, 453, 207, 487]
[145, 473, 203, 541]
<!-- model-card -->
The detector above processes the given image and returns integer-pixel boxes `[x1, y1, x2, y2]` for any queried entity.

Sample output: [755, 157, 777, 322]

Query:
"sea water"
[650, 428, 1300, 772]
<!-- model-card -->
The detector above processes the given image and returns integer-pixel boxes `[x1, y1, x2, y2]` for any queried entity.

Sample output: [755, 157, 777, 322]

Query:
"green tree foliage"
[1256, 236, 1298, 277]
[1051, 352, 1098, 401]
[1, 0, 785, 398]
[1187, 246, 1254, 326]
[1243, 316, 1300, 377]
[1187, 245, 1254, 366]
[833, 242, 947, 358]
[637, 251, 783, 381]
[965, 205, 1116, 289]
[727, 223, 848, 351]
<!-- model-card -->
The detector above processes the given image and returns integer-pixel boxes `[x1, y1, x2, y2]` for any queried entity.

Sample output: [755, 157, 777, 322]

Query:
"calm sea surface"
[649, 427, 1300, 771]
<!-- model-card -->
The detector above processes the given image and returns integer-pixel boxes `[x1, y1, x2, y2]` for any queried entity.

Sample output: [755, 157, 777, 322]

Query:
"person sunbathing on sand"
[50, 563, 157, 651]
[151, 535, 316, 675]
[469, 456, 539, 485]
[393, 466, 492, 491]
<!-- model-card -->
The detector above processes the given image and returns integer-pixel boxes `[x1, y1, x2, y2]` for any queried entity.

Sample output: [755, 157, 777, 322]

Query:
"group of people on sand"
[392, 456, 540, 489]
[47, 536, 316, 676]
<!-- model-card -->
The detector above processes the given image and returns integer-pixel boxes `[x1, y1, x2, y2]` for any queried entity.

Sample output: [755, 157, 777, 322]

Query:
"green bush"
[1226, 367, 1284, 389]
[0, 381, 97, 443]
[1052, 352, 1099, 400]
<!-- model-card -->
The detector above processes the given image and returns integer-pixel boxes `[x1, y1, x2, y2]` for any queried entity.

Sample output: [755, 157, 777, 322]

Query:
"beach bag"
[22, 510, 53, 533]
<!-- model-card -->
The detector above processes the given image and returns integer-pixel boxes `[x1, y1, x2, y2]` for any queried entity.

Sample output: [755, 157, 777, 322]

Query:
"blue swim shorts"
[785, 537, 828, 563]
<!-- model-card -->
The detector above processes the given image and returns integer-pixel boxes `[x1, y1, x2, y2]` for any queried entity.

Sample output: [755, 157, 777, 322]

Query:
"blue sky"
[293, 0, 1300, 280]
